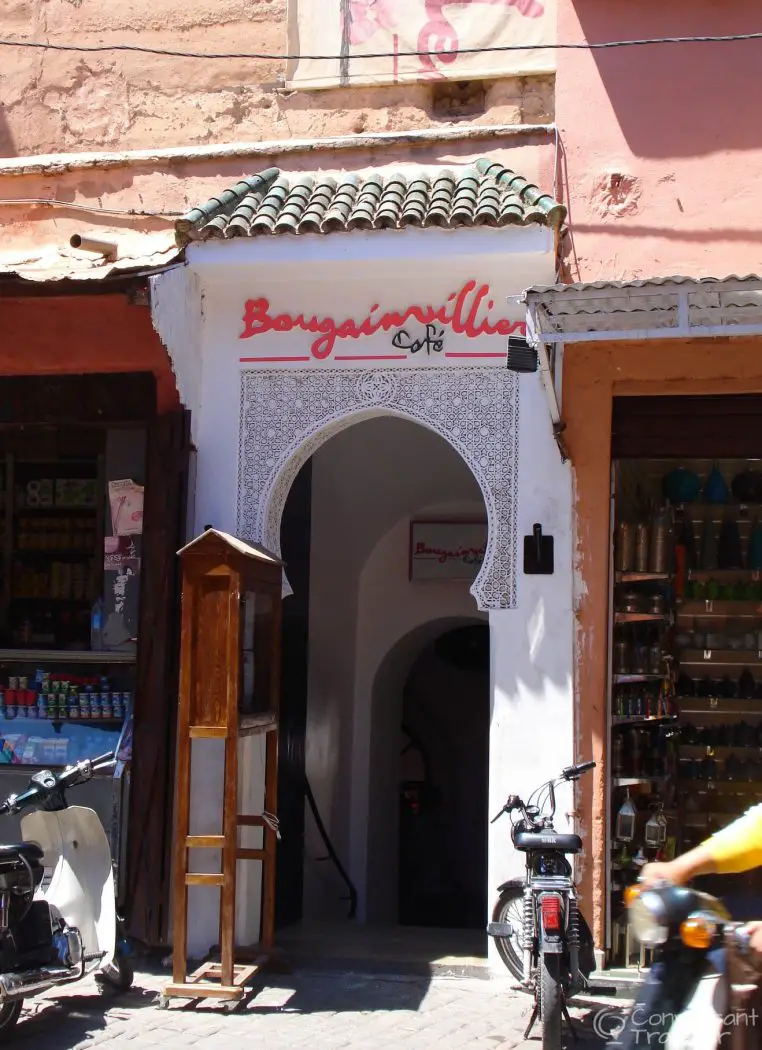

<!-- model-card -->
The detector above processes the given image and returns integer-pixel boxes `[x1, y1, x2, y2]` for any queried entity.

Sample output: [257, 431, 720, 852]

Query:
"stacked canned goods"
[0, 671, 131, 723]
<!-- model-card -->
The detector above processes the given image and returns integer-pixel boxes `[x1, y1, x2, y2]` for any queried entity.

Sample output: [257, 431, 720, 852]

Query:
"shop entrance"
[398, 623, 489, 929]
[606, 395, 762, 970]
[274, 414, 491, 967]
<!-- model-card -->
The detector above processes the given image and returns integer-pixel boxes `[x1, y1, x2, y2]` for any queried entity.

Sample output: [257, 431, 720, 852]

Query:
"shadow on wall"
[573, 0, 762, 158]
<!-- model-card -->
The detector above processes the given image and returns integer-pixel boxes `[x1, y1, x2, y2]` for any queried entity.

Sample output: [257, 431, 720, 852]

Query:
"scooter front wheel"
[0, 1000, 22, 1036]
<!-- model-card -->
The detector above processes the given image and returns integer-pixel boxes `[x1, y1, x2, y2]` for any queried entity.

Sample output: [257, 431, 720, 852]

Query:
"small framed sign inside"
[409, 520, 487, 582]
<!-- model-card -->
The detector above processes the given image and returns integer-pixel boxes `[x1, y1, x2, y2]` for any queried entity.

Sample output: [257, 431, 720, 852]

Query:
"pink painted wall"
[0, 0, 552, 158]
[557, 0, 762, 281]
[0, 2, 557, 275]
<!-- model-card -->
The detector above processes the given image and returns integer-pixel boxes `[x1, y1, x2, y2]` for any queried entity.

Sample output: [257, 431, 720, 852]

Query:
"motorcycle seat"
[0, 842, 43, 864]
[514, 831, 583, 854]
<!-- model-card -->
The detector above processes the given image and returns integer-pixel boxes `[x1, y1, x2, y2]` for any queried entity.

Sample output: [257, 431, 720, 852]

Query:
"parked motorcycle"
[612, 881, 762, 1050]
[0, 751, 133, 1037]
[487, 761, 598, 1049]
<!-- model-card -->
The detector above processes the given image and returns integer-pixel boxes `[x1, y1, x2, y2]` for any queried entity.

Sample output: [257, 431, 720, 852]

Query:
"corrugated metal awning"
[523, 274, 762, 343]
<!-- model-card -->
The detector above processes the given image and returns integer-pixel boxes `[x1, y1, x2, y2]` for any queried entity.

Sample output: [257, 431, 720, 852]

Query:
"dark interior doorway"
[398, 624, 489, 929]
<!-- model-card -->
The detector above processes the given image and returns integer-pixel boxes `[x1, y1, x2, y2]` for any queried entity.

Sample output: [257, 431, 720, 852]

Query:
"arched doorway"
[237, 366, 519, 610]
[399, 623, 490, 929]
[273, 414, 489, 934]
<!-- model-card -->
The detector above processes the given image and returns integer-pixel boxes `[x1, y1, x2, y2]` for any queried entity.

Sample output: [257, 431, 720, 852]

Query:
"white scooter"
[0, 750, 133, 1037]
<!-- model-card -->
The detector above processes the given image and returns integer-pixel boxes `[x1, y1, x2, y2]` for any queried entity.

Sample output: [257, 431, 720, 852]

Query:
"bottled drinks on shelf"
[613, 679, 674, 721]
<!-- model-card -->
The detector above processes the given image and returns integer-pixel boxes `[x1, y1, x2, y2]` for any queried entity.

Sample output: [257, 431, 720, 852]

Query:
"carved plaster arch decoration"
[237, 367, 519, 610]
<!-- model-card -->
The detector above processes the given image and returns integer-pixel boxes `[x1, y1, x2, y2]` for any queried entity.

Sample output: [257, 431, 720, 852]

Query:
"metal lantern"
[616, 791, 637, 843]
[644, 805, 668, 849]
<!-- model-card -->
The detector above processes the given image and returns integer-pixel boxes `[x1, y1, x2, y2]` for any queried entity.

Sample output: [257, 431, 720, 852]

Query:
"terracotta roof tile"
[175, 157, 565, 246]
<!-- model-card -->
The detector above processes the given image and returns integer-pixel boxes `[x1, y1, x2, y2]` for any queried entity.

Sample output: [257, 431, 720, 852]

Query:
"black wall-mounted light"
[505, 336, 539, 374]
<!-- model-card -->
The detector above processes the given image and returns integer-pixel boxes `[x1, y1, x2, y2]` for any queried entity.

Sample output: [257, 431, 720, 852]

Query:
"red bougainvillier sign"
[239, 279, 525, 362]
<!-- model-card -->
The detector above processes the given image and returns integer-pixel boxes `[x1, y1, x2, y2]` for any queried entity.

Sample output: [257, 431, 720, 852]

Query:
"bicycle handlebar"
[491, 760, 596, 824]
[562, 760, 596, 781]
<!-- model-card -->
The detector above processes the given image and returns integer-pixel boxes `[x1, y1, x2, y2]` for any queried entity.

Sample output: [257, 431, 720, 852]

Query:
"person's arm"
[641, 803, 762, 886]
[640, 844, 716, 887]
[704, 802, 762, 874]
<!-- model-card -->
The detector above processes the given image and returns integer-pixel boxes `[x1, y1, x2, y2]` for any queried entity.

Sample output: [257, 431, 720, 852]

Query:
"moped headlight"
[628, 890, 669, 947]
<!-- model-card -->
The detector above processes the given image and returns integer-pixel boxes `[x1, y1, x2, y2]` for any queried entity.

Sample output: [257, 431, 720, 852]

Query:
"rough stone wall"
[0, 0, 554, 158]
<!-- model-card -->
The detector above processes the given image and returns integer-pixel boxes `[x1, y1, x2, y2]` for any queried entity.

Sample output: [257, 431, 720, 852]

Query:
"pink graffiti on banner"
[345, 0, 405, 45]
[417, 0, 545, 78]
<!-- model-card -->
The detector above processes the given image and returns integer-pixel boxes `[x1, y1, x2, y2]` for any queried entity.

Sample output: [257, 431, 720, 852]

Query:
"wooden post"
[171, 577, 194, 986]
[219, 585, 241, 989]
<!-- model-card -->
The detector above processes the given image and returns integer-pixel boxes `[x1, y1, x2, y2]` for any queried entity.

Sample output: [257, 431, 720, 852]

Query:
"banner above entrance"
[286, 0, 556, 90]
[238, 279, 525, 368]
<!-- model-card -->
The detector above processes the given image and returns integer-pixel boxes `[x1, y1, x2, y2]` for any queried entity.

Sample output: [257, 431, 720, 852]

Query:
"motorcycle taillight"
[540, 894, 562, 933]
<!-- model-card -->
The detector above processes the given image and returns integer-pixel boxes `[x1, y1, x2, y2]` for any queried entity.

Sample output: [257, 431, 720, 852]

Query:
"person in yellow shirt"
[641, 802, 762, 952]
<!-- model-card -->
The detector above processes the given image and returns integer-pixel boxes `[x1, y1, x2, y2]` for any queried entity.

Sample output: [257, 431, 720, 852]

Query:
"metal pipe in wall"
[69, 234, 118, 257]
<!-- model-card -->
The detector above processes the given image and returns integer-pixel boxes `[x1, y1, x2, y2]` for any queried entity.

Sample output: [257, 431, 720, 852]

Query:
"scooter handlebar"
[0, 754, 115, 817]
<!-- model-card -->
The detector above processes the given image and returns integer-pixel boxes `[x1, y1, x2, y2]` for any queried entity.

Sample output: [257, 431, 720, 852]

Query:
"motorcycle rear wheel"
[0, 1000, 22, 1036]
[491, 889, 524, 983]
[539, 953, 562, 1050]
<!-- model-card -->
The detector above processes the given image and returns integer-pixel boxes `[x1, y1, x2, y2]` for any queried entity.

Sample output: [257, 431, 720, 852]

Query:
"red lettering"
[240, 297, 274, 339]
[337, 319, 361, 339]
[311, 321, 338, 359]
[273, 314, 295, 333]
[450, 280, 476, 334]
[358, 305, 382, 337]
[238, 280, 523, 359]
[465, 284, 490, 335]
[494, 319, 527, 337]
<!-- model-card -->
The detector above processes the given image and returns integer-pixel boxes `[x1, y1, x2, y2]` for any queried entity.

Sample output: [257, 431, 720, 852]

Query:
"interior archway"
[366, 617, 489, 930]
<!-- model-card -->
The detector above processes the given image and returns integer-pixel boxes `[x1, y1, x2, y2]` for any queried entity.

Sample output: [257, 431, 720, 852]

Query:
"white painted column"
[487, 374, 574, 970]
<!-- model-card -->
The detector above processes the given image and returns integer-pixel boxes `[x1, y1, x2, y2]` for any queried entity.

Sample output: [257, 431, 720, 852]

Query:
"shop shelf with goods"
[0, 432, 144, 914]
[1, 453, 104, 651]
[607, 458, 762, 968]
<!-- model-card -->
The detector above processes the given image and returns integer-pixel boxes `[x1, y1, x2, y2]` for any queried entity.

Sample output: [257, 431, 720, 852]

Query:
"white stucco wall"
[152, 225, 575, 965]
[486, 368, 574, 964]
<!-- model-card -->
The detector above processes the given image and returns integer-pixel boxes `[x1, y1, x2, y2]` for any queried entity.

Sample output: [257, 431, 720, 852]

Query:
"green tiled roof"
[175, 159, 566, 245]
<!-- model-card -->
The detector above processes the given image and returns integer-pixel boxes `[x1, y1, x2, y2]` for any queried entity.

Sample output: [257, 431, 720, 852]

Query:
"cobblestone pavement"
[4, 967, 626, 1049]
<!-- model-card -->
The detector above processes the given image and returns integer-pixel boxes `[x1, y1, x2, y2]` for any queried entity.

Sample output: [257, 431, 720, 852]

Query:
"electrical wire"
[0, 32, 760, 63]
[0, 198, 182, 218]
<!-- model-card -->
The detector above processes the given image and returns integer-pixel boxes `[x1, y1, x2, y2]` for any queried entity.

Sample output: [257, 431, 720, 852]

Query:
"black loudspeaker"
[506, 336, 538, 373]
